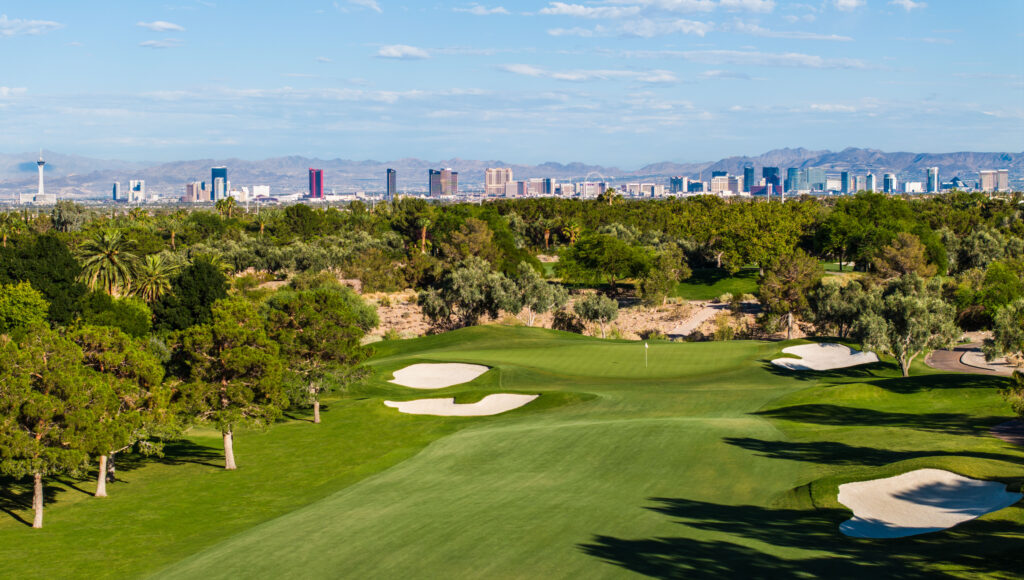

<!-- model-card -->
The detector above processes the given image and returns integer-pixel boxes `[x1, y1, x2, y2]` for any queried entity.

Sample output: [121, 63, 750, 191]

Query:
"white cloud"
[719, 0, 775, 12]
[539, 2, 643, 18]
[376, 44, 431, 59]
[139, 38, 183, 49]
[890, 0, 926, 11]
[0, 86, 27, 97]
[620, 18, 712, 37]
[316, 56, 333, 63]
[136, 21, 186, 32]
[455, 4, 511, 15]
[833, 0, 865, 11]
[499, 63, 678, 83]
[0, 14, 63, 36]
[617, 49, 869, 69]
[636, 0, 716, 11]
[809, 103, 859, 113]
[548, 26, 602, 37]
[347, 0, 382, 12]
[699, 69, 752, 79]
[733, 21, 851, 41]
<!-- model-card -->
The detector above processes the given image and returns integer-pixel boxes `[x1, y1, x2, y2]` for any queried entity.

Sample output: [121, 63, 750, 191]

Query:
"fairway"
[1, 327, 1021, 578]
[673, 268, 760, 300]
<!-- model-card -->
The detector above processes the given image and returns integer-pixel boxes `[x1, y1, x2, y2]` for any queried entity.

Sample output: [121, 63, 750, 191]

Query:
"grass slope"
[156, 328, 1022, 579]
[1, 327, 1020, 579]
[673, 268, 760, 300]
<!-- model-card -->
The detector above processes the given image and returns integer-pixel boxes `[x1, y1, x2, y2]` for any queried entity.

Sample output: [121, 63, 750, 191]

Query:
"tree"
[80, 293, 153, 337]
[0, 234, 87, 325]
[808, 280, 871, 339]
[557, 233, 651, 290]
[0, 281, 49, 334]
[265, 285, 376, 423]
[133, 254, 180, 303]
[855, 274, 958, 377]
[69, 325, 171, 497]
[1001, 371, 1024, 419]
[215, 197, 238, 220]
[152, 258, 229, 331]
[417, 216, 432, 254]
[562, 221, 582, 246]
[418, 257, 517, 331]
[440, 218, 501, 265]
[51, 201, 89, 233]
[639, 246, 692, 306]
[176, 297, 286, 469]
[513, 263, 568, 327]
[984, 299, 1024, 365]
[872, 232, 937, 279]
[758, 250, 824, 340]
[0, 326, 99, 527]
[77, 229, 141, 297]
[574, 292, 619, 339]
[0, 212, 23, 248]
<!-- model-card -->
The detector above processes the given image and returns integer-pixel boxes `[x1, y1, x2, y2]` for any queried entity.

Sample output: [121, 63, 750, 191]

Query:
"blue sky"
[1, 0, 1022, 166]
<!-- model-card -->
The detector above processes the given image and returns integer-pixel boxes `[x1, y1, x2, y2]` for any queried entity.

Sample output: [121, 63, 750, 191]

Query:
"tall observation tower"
[37, 150, 46, 197]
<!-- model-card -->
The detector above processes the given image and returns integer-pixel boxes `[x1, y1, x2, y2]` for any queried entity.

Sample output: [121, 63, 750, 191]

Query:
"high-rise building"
[762, 167, 780, 190]
[866, 173, 876, 193]
[711, 170, 727, 179]
[806, 168, 826, 191]
[429, 168, 458, 197]
[112, 182, 121, 201]
[185, 181, 202, 203]
[211, 167, 227, 201]
[36, 151, 46, 199]
[129, 180, 145, 203]
[213, 178, 226, 201]
[840, 172, 851, 194]
[927, 167, 939, 193]
[997, 169, 1010, 192]
[669, 176, 688, 194]
[386, 168, 397, 201]
[883, 173, 896, 194]
[485, 168, 513, 196]
[308, 168, 324, 198]
[743, 166, 755, 193]
[855, 175, 866, 192]
[785, 168, 799, 193]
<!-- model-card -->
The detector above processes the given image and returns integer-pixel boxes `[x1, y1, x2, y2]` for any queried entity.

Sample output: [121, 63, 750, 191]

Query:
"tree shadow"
[150, 439, 224, 469]
[580, 497, 1024, 579]
[0, 477, 61, 528]
[870, 373, 1007, 394]
[761, 359, 886, 383]
[724, 437, 1024, 467]
[755, 404, 1008, 436]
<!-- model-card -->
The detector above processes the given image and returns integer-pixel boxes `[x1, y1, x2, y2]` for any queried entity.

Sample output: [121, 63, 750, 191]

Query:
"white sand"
[771, 343, 879, 371]
[838, 468, 1022, 538]
[384, 394, 539, 416]
[389, 363, 490, 389]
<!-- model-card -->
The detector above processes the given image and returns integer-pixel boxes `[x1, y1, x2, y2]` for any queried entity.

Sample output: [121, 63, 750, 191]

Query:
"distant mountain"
[0, 148, 1019, 199]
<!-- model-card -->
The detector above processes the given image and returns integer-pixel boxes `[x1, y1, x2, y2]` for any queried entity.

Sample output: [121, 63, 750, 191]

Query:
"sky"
[1, 0, 1022, 167]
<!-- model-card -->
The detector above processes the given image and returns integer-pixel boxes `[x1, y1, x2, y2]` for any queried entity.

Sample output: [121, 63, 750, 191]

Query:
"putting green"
[1, 327, 1020, 579]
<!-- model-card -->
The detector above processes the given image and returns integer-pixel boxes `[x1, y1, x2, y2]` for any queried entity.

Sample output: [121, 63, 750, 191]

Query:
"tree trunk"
[95, 455, 108, 498]
[600, 321, 607, 339]
[223, 429, 237, 470]
[170, 230, 176, 250]
[420, 227, 427, 254]
[901, 357, 911, 377]
[108, 451, 116, 482]
[313, 400, 321, 424]
[528, 310, 536, 327]
[786, 312, 794, 341]
[715, 251, 723, 269]
[32, 472, 43, 529]
[544, 230, 550, 250]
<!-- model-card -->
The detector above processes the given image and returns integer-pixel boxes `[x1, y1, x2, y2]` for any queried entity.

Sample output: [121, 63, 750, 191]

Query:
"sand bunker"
[771, 343, 878, 371]
[389, 363, 490, 389]
[838, 469, 1022, 538]
[384, 394, 538, 417]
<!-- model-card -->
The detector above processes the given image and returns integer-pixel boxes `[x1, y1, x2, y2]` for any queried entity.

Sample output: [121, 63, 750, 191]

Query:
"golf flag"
[645, 342, 649, 349]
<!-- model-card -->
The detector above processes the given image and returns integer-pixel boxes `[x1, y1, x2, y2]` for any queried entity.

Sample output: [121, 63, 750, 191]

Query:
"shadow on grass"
[152, 439, 224, 469]
[580, 498, 1024, 579]
[723, 437, 1024, 467]
[754, 404, 1007, 436]
[0, 478, 60, 527]
[761, 359, 887, 383]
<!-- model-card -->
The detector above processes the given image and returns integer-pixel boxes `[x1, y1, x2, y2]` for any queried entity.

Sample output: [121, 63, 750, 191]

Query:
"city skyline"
[1, 1, 1021, 166]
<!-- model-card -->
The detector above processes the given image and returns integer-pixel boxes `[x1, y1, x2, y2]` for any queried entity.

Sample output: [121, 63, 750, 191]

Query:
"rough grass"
[673, 268, 760, 300]
[1, 327, 1020, 579]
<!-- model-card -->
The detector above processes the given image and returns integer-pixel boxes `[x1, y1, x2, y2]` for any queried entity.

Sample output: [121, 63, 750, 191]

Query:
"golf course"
[1, 326, 1021, 578]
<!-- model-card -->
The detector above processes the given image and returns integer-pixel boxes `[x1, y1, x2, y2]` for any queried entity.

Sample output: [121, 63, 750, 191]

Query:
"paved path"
[925, 343, 1014, 377]
[991, 420, 1024, 447]
[667, 302, 728, 337]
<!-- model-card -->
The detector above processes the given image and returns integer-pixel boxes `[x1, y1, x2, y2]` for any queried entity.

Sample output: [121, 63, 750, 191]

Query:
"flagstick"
[644, 341, 648, 369]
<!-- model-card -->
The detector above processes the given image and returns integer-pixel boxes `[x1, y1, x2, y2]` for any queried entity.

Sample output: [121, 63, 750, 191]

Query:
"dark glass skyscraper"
[762, 167, 780, 190]
[711, 170, 727, 178]
[743, 166, 754, 193]
[309, 168, 323, 198]
[785, 168, 798, 192]
[840, 172, 851, 194]
[211, 166, 227, 201]
[386, 168, 397, 201]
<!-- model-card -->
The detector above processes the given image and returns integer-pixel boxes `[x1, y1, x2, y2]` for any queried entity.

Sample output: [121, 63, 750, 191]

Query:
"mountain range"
[0, 148, 1020, 199]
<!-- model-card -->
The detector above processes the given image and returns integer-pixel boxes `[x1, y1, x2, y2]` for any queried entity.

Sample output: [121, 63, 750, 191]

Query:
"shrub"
[383, 328, 402, 341]
[717, 292, 734, 304]
[551, 309, 585, 334]
[712, 313, 735, 341]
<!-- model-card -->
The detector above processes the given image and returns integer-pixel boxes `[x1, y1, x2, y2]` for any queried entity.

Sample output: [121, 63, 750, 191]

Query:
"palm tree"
[77, 229, 141, 297]
[0, 212, 22, 248]
[215, 197, 238, 219]
[562, 221, 582, 246]
[128, 207, 150, 224]
[162, 211, 186, 250]
[417, 217, 432, 254]
[254, 212, 269, 238]
[132, 254, 179, 302]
